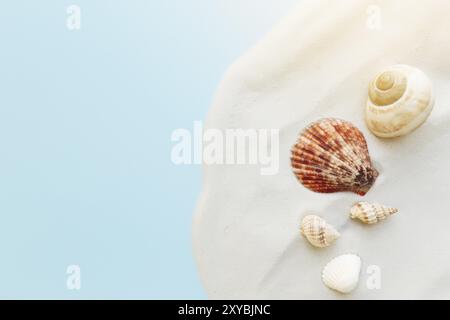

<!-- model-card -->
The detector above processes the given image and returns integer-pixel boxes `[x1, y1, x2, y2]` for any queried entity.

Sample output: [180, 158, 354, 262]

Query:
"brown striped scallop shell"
[291, 118, 379, 196]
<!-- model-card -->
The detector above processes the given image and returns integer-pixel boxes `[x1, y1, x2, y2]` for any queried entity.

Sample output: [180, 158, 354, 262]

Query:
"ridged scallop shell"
[291, 118, 379, 196]
[322, 254, 362, 294]
[350, 201, 398, 224]
[366, 64, 434, 138]
[300, 215, 340, 248]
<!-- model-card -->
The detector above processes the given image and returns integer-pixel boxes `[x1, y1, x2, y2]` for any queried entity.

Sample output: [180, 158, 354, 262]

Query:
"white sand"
[193, 0, 450, 299]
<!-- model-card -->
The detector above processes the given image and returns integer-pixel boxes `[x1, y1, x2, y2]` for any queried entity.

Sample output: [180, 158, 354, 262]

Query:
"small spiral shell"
[350, 201, 398, 224]
[300, 215, 340, 248]
[366, 64, 434, 138]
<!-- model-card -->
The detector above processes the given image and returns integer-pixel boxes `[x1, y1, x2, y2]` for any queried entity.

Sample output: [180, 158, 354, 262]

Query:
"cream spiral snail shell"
[365, 64, 434, 138]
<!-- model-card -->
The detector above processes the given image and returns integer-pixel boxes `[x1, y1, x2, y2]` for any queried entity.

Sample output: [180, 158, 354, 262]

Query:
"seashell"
[322, 253, 362, 294]
[300, 215, 340, 248]
[366, 64, 434, 138]
[291, 118, 379, 196]
[350, 201, 398, 224]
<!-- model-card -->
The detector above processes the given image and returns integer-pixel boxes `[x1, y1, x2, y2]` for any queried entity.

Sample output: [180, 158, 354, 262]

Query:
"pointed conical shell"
[366, 64, 434, 138]
[350, 201, 398, 224]
[300, 215, 340, 248]
[322, 254, 362, 294]
[291, 118, 379, 196]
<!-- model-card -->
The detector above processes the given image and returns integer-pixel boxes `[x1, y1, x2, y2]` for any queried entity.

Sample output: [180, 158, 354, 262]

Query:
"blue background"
[0, 0, 297, 298]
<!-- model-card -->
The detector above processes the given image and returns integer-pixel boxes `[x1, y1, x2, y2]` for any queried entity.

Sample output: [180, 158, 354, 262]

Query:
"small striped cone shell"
[322, 254, 362, 294]
[350, 201, 398, 224]
[291, 118, 379, 196]
[300, 215, 340, 248]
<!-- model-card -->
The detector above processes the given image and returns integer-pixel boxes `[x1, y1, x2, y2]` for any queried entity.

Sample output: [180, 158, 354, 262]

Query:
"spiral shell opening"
[369, 70, 407, 106]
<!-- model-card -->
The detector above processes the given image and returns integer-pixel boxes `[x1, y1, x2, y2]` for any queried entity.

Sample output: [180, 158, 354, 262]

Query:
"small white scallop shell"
[322, 254, 362, 294]
[300, 215, 340, 248]
[366, 64, 434, 138]
[350, 201, 398, 224]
